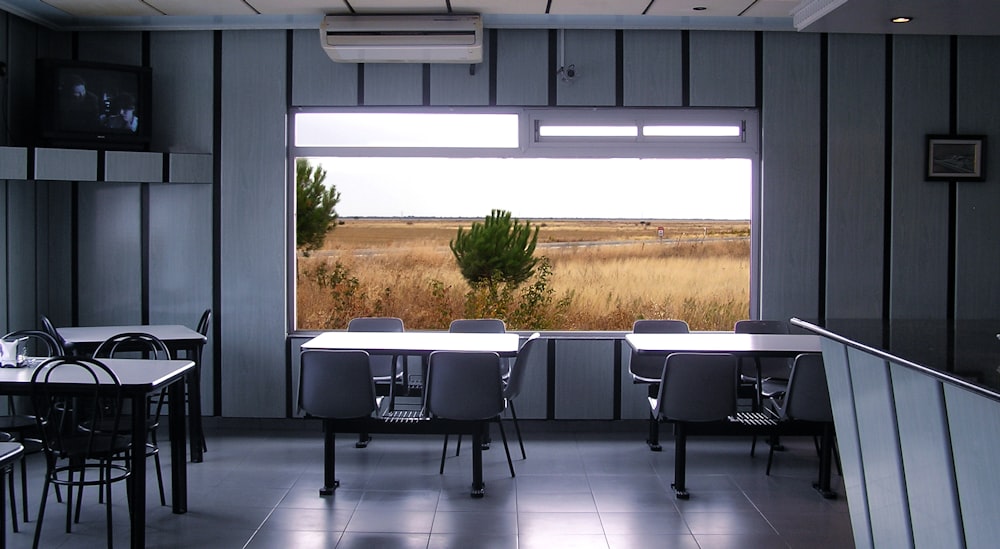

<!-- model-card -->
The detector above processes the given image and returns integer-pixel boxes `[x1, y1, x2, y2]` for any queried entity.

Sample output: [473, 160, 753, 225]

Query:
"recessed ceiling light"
[891, 16, 913, 24]
[693, 7, 707, 11]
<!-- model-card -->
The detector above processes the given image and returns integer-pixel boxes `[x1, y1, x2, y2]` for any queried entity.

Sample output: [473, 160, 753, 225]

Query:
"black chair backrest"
[655, 353, 737, 422]
[449, 319, 506, 333]
[424, 351, 504, 421]
[40, 315, 75, 356]
[505, 333, 543, 400]
[734, 319, 792, 379]
[31, 356, 125, 457]
[781, 353, 832, 422]
[347, 317, 404, 381]
[94, 332, 172, 360]
[298, 350, 379, 419]
[629, 319, 690, 382]
[2, 329, 64, 359]
[197, 309, 212, 337]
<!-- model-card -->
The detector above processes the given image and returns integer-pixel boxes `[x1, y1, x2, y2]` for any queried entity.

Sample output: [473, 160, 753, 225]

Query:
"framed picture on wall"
[926, 135, 986, 181]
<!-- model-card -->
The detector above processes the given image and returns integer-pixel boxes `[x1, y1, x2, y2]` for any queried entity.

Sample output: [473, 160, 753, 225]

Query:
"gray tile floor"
[4, 420, 855, 548]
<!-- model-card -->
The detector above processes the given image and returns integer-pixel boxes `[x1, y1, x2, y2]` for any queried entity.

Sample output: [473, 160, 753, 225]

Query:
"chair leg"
[671, 422, 689, 499]
[104, 463, 114, 549]
[32, 476, 52, 549]
[508, 401, 526, 460]
[6, 466, 17, 533]
[494, 417, 515, 478]
[20, 457, 29, 521]
[439, 434, 449, 474]
[646, 385, 662, 451]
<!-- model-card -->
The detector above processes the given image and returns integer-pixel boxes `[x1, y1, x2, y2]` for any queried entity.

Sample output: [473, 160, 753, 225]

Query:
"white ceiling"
[0, 0, 997, 34]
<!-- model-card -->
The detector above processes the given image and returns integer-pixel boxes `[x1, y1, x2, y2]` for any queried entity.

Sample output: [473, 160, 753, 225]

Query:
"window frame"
[287, 106, 761, 333]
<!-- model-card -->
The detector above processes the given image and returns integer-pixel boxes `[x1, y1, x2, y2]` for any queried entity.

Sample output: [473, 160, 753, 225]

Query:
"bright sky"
[310, 156, 751, 220]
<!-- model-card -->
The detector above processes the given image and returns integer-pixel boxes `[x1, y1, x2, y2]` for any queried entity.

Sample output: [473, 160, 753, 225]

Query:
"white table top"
[625, 332, 822, 356]
[57, 324, 206, 345]
[302, 331, 521, 356]
[0, 357, 194, 391]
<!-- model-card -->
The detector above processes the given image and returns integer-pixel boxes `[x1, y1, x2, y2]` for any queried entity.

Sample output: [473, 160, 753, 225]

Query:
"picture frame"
[926, 135, 986, 181]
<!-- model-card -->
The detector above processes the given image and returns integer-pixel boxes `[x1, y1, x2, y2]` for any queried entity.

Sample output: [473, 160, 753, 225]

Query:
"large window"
[290, 108, 758, 332]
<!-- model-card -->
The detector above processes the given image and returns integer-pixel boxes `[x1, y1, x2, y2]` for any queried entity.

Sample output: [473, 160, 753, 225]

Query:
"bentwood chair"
[40, 316, 76, 357]
[426, 351, 515, 480]
[765, 353, 838, 498]
[0, 330, 64, 527]
[629, 319, 690, 451]
[650, 352, 737, 499]
[31, 357, 131, 549]
[93, 332, 171, 507]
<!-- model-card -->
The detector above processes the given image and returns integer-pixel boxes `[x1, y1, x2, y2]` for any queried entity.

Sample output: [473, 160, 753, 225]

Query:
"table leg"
[321, 421, 338, 496]
[168, 379, 189, 513]
[814, 423, 836, 499]
[130, 395, 147, 549]
[187, 344, 205, 463]
[471, 425, 485, 498]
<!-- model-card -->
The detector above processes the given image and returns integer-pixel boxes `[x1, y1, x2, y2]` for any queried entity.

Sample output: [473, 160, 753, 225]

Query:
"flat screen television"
[36, 59, 152, 151]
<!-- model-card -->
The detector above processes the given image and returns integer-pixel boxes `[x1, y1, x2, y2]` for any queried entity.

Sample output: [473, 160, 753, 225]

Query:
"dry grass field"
[297, 218, 750, 331]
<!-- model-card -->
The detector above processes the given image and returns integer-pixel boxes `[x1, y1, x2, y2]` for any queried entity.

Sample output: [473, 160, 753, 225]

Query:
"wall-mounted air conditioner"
[320, 14, 483, 64]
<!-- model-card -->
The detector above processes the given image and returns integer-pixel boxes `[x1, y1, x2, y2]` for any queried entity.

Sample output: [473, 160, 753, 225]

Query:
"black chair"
[426, 351, 515, 482]
[765, 353, 838, 498]
[734, 319, 793, 411]
[194, 308, 211, 454]
[629, 319, 690, 451]
[649, 352, 737, 499]
[31, 356, 132, 549]
[0, 439, 24, 549]
[297, 349, 380, 490]
[347, 317, 405, 447]
[93, 332, 171, 507]
[0, 330, 64, 527]
[40, 316, 76, 357]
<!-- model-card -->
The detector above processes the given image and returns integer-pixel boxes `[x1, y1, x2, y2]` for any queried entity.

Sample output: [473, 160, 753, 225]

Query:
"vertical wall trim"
[754, 32, 763, 109]
[947, 35, 957, 324]
[818, 34, 829, 320]
[681, 30, 690, 106]
[488, 29, 498, 106]
[612, 338, 622, 420]
[547, 30, 557, 106]
[211, 30, 223, 416]
[285, 30, 295, 336]
[614, 30, 624, 107]
[422, 63, 431, 105]
[140, 182, 150, 324]
[546, 338, 556, 419]
[70, 182, 79, 325]
[356, 64, 364, 105]
[882, 35, 893, 320]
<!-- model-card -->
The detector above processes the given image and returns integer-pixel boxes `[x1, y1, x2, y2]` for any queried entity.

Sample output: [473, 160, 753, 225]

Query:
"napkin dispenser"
[0, 337, 26, 367]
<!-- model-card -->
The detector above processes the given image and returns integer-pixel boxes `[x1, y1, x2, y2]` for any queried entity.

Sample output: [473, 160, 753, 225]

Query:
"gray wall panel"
[363, 64, 423, 105]
[292, 29, 359, 107]
[149, 183, 214, 410]
[220, 30, 287, 418]
[955, 37, 1000, 319]
[150, 31, 215, 153]
[890, 365, 963, 548]
[944, 384, 1000, 549]
[826, 34, 886, 319]
[556, 30, 616, 106]
[848, 347, 913, 548]
[76, 183, 143, 326]
[430, 29, 490, 106]
[104, 151, 162, 182]
[622, 30, 682, 107]
[689, 31, 755, 107]
[890, 36, 950, 319]
[37, 181, 74, 328]
[496, 29, 548, 106]
[759, 32, 821, 320]
[554, 339, 613, 419]
[0, 179, 5, 332]
[6, 181, 36, 330]
[77, 32, 141, 65]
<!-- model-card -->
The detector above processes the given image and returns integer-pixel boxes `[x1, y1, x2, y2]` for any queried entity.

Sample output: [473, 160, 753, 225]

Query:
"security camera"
[565, 64, 575, 79]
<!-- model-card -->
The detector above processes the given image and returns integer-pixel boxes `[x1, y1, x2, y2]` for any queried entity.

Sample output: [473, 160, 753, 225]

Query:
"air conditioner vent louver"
[320, 14, 483, 64]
